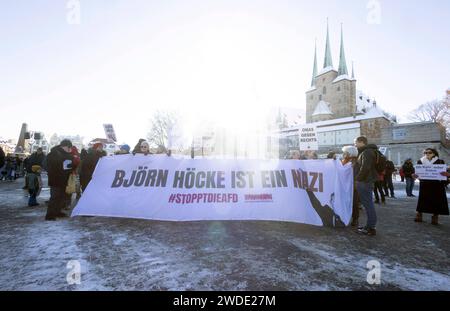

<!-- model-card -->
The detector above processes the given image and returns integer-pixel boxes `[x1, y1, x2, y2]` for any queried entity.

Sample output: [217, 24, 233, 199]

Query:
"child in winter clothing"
[27, 165, 42, 207]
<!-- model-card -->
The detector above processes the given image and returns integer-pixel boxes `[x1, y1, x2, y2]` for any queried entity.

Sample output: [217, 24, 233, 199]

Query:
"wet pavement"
[0, 175, 449, 290]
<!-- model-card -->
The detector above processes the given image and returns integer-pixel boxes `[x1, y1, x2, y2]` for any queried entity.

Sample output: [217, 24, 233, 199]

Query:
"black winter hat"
[60, 139, 73, 148]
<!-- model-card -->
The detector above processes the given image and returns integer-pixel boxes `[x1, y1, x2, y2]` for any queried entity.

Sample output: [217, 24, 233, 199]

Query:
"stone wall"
[360, 118, 391, 145]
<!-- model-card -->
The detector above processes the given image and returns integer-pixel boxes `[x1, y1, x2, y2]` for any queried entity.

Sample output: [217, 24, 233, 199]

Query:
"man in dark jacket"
[402, 159, 416, 197]
[383, 160, 396, 198]
[354, 136, 378, 236]
[45, 139, 73, 221]
[79, 143, 105, 192]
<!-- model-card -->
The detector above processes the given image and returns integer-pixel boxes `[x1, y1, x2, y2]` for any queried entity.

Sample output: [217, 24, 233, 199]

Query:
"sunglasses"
[141, 146, 148, 149]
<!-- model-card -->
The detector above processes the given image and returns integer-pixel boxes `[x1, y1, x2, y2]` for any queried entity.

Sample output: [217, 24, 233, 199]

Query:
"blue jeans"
[28, 190, 38, 206]
[356, 181, 377, 229]
[405, 177, 414, 196]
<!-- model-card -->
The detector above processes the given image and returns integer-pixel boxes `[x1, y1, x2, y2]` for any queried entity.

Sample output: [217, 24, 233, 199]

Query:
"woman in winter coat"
[414, 148, 449, 225]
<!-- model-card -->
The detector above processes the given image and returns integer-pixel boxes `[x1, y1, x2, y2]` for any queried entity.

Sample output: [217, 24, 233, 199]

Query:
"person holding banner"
[79, 143, 105, 193]
[45, 139, 73, 221]
[342, 146, 360, 227]
[290, 150, 301, 160]
[132, 139, 146, 155]
[136, 141, 152, 155]
[413, 148, 449, 225]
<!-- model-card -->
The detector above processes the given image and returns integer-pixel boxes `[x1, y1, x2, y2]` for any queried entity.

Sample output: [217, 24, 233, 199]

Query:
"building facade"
[278, 21, 450, 164]
[378, 122, 449, 165]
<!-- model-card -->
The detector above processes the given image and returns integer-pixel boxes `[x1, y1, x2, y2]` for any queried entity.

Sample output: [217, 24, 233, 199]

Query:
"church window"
[310, 95, 313, 100]
[319, 95, 322, 100]
[323, 86, 327, 94]
[337, 86, 341, 91]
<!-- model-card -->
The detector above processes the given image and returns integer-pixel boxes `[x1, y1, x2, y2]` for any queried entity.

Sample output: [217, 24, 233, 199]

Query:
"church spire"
[323, 18, 333, 68]
[311, 39, 318, 87]
[351, 61, 355, 79]
[337, 23, 348, 76]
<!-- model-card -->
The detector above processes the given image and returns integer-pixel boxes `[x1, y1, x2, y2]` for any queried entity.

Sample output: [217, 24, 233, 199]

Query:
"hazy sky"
[1, 0, 449, 145]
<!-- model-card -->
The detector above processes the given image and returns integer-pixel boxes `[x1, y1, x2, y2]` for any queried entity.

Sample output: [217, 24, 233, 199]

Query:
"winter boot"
[414, 212, 423, 223]
[357, 226, 376, 236]
[431, 215, 439, 225]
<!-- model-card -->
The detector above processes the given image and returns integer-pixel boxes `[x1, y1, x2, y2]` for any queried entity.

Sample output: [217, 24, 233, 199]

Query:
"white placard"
[379, 147, 387, 155]
[299, 125, 318, 151]
[103, 124, 117, 142]
[415, 165, 448, 181]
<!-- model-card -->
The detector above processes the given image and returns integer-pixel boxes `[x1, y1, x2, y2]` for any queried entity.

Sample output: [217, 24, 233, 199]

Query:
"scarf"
[420, 156, 439, 165]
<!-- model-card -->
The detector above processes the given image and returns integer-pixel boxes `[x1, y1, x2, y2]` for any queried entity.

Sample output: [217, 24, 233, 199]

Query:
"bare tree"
[409, 98, 450, 139]
[147, 110, 184, 153]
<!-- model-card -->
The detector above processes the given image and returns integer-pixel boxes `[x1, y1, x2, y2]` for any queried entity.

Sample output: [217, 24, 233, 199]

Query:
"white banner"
[72, 156, 354, 227]
[415, 164, 447, 181]
[299, 125, 318, 151]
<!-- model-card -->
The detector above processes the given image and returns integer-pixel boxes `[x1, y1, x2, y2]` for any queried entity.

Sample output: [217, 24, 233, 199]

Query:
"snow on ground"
[0, 177, 449, 290]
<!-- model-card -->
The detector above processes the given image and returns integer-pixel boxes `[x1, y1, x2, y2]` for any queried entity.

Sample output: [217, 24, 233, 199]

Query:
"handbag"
[66, 173, 77, 194]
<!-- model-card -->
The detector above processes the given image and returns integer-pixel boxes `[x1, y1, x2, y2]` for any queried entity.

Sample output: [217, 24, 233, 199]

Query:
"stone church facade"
[305, 22, 359, 123]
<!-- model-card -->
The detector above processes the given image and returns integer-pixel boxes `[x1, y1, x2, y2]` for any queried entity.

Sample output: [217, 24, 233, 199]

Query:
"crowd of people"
[289, 136, 449, 236]
[0, 152, 25, 181]
[42, 138, 160, 220]
[340, 138, 449, 236]
[0, 135, 449, 234]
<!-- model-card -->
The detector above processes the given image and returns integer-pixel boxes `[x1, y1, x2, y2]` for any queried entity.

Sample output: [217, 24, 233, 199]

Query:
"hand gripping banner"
[72, 155, 354, 227]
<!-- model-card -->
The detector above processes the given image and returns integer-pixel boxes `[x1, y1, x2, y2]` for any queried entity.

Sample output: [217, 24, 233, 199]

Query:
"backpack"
[375, 150, 387, 174]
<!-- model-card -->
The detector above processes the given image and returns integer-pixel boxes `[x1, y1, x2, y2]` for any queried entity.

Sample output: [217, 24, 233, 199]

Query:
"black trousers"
[46, 187, 66, 218]
[373, 181, 385, 202]
[352, 188, 360, 222]
[383, 174, 394, 197]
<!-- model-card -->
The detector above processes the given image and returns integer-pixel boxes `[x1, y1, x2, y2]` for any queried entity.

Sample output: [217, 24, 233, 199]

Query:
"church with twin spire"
[306, 21, 359, 123]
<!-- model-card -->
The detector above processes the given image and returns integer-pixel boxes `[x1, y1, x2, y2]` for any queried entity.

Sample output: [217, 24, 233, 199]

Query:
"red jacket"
[71, 147, 81, 171]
